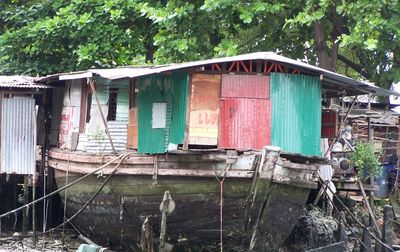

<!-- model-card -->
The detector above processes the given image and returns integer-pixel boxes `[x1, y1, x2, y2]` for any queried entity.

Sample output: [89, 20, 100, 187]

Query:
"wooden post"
[32, 175, 36, 247]
[182, 74, 192, 150]
[360, 218, 372, 252]
[159, 191, 175, 252]
[382, 205, 394, 252]
[338, 211, 348, 247]
[367, 117, 375, 211]
[89, 80, 116, 155]
[358, 181, 381, 239]
[22, 176, 29, 236]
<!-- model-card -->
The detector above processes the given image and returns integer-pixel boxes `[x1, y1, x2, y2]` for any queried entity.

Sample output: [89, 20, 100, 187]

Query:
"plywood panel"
[189, 74, 221, 145]
[127, 108, 138, 148]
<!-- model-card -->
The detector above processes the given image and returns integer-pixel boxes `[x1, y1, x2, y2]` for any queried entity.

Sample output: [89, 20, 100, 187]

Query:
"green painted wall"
[270, 73, 321, 156]
[137, 72, 188, 154]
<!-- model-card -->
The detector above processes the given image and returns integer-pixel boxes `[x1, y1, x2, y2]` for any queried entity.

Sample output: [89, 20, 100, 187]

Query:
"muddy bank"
[0, 231, 80, 252]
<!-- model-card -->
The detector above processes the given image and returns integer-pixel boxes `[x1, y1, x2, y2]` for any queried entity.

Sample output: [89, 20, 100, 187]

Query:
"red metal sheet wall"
[219, 99, 270, 150]
[219, 74, 270, 150]
[221, 74, 269, 98]
[321, 109, 338, 138]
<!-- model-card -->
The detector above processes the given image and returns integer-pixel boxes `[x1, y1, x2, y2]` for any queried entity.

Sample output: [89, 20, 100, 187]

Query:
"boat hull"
[54, 170, 310, 251]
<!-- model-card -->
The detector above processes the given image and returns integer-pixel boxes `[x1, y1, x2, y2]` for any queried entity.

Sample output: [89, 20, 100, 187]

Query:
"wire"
[317, 175, 394, 252]
[62, 148, 71, 244]
[213, 163, 232, 252]
[38, 153, 130, 236]
[0, 153, 127, 220]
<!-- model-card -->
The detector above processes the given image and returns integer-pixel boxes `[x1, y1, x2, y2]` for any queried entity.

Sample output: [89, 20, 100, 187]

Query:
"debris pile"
[0, 231, 81, 252]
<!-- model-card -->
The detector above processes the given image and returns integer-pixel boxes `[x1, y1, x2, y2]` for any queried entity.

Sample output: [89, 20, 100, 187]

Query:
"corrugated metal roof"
[36, 52, 399, 97]
[0, 75, 50, 89]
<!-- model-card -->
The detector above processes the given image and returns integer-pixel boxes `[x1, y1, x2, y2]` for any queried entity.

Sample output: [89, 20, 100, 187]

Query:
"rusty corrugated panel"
[189, 74, 221, 145]
[321, 109, 338, 138]
[219, 98, 271, 150]
[221, 74, 269, 98]
[270, 73, 321, 156]
[1, 97, 36, 174]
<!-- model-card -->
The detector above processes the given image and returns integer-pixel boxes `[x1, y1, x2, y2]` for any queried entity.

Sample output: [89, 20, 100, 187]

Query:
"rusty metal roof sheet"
[36, 52, 400, 97]
[0, 75, 50, 89]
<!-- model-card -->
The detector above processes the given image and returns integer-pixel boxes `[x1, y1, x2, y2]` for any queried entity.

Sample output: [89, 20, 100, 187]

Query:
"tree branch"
[337, 54, 371, 79]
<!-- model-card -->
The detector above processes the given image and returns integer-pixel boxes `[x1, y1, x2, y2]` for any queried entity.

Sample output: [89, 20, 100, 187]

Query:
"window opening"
[107, 88, 118, 121]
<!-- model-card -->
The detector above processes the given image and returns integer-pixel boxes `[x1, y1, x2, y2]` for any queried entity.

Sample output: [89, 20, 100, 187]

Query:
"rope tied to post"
[213, 163, 232, 252]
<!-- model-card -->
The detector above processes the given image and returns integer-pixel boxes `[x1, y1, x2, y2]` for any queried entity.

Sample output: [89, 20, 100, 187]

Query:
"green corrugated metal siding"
[137, 72, 188, 154]
[270, 73, 321, 156]
[169, 72, 188, 144]
[92, 77, 129, 121]
[112, 79, 129, 121]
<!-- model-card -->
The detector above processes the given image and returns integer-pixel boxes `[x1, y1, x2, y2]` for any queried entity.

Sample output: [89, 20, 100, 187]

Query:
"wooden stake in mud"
[382, 205, 394, 252]
[22, 176, 29, 236]
[159, 191, 175, 252]
[32, 174, 36, 247]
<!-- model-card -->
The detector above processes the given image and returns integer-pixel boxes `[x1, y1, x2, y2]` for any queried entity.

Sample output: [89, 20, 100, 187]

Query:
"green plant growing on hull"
[349, 142, 382, 181]
[88, 125, 106, 155]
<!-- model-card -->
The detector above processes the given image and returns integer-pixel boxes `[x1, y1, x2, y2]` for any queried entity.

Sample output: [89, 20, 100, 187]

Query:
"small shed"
[0, 76, 50, 175]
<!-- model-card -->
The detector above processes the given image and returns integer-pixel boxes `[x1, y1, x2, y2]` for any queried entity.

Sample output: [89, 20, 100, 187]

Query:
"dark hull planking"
[55, 170, 310, 251]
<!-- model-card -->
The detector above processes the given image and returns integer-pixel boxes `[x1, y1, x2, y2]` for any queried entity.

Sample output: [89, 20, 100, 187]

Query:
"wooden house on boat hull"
[37, 52, 399, 251]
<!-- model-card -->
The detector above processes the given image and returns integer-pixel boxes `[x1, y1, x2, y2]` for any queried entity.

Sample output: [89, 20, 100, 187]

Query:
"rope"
[62, 148, 71, 244]
[0, 153, 127, 220]
[37, 153, 130, 236]
[213, 163, 232, 252]
[316, 175, 394, 252]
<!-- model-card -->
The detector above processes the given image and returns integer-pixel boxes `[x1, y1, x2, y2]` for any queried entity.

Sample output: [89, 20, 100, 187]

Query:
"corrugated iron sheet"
[92, 77, 129, 121]
[321, 109, 338, 138]
[0, 75, 50, 89]
[138, 72, 188, 154]
[188, 74, 221, 145]
[169, 73, 188, 144]
[219, 98, 271, 150]
[1, 97, 36, 174]
[270, 73, 321, 156]
[84, 120, 128, 153]
[221, 74, 269, 98]
[38, 52, 399, 97]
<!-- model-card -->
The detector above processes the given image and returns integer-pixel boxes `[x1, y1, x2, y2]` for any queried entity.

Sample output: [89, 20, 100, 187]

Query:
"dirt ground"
[0, 230, 81, 252]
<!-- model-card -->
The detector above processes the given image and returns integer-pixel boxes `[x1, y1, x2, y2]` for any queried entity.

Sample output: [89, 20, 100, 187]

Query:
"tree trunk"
[313, 21, 334, 71]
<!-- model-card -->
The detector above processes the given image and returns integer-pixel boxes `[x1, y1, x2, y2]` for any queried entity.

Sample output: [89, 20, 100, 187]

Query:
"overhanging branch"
[337, 54, 371, 79]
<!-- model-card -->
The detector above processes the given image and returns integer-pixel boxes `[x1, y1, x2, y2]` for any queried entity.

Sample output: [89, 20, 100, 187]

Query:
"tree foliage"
[349, 142, 382, 180]
[0, 0, 399, 89]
